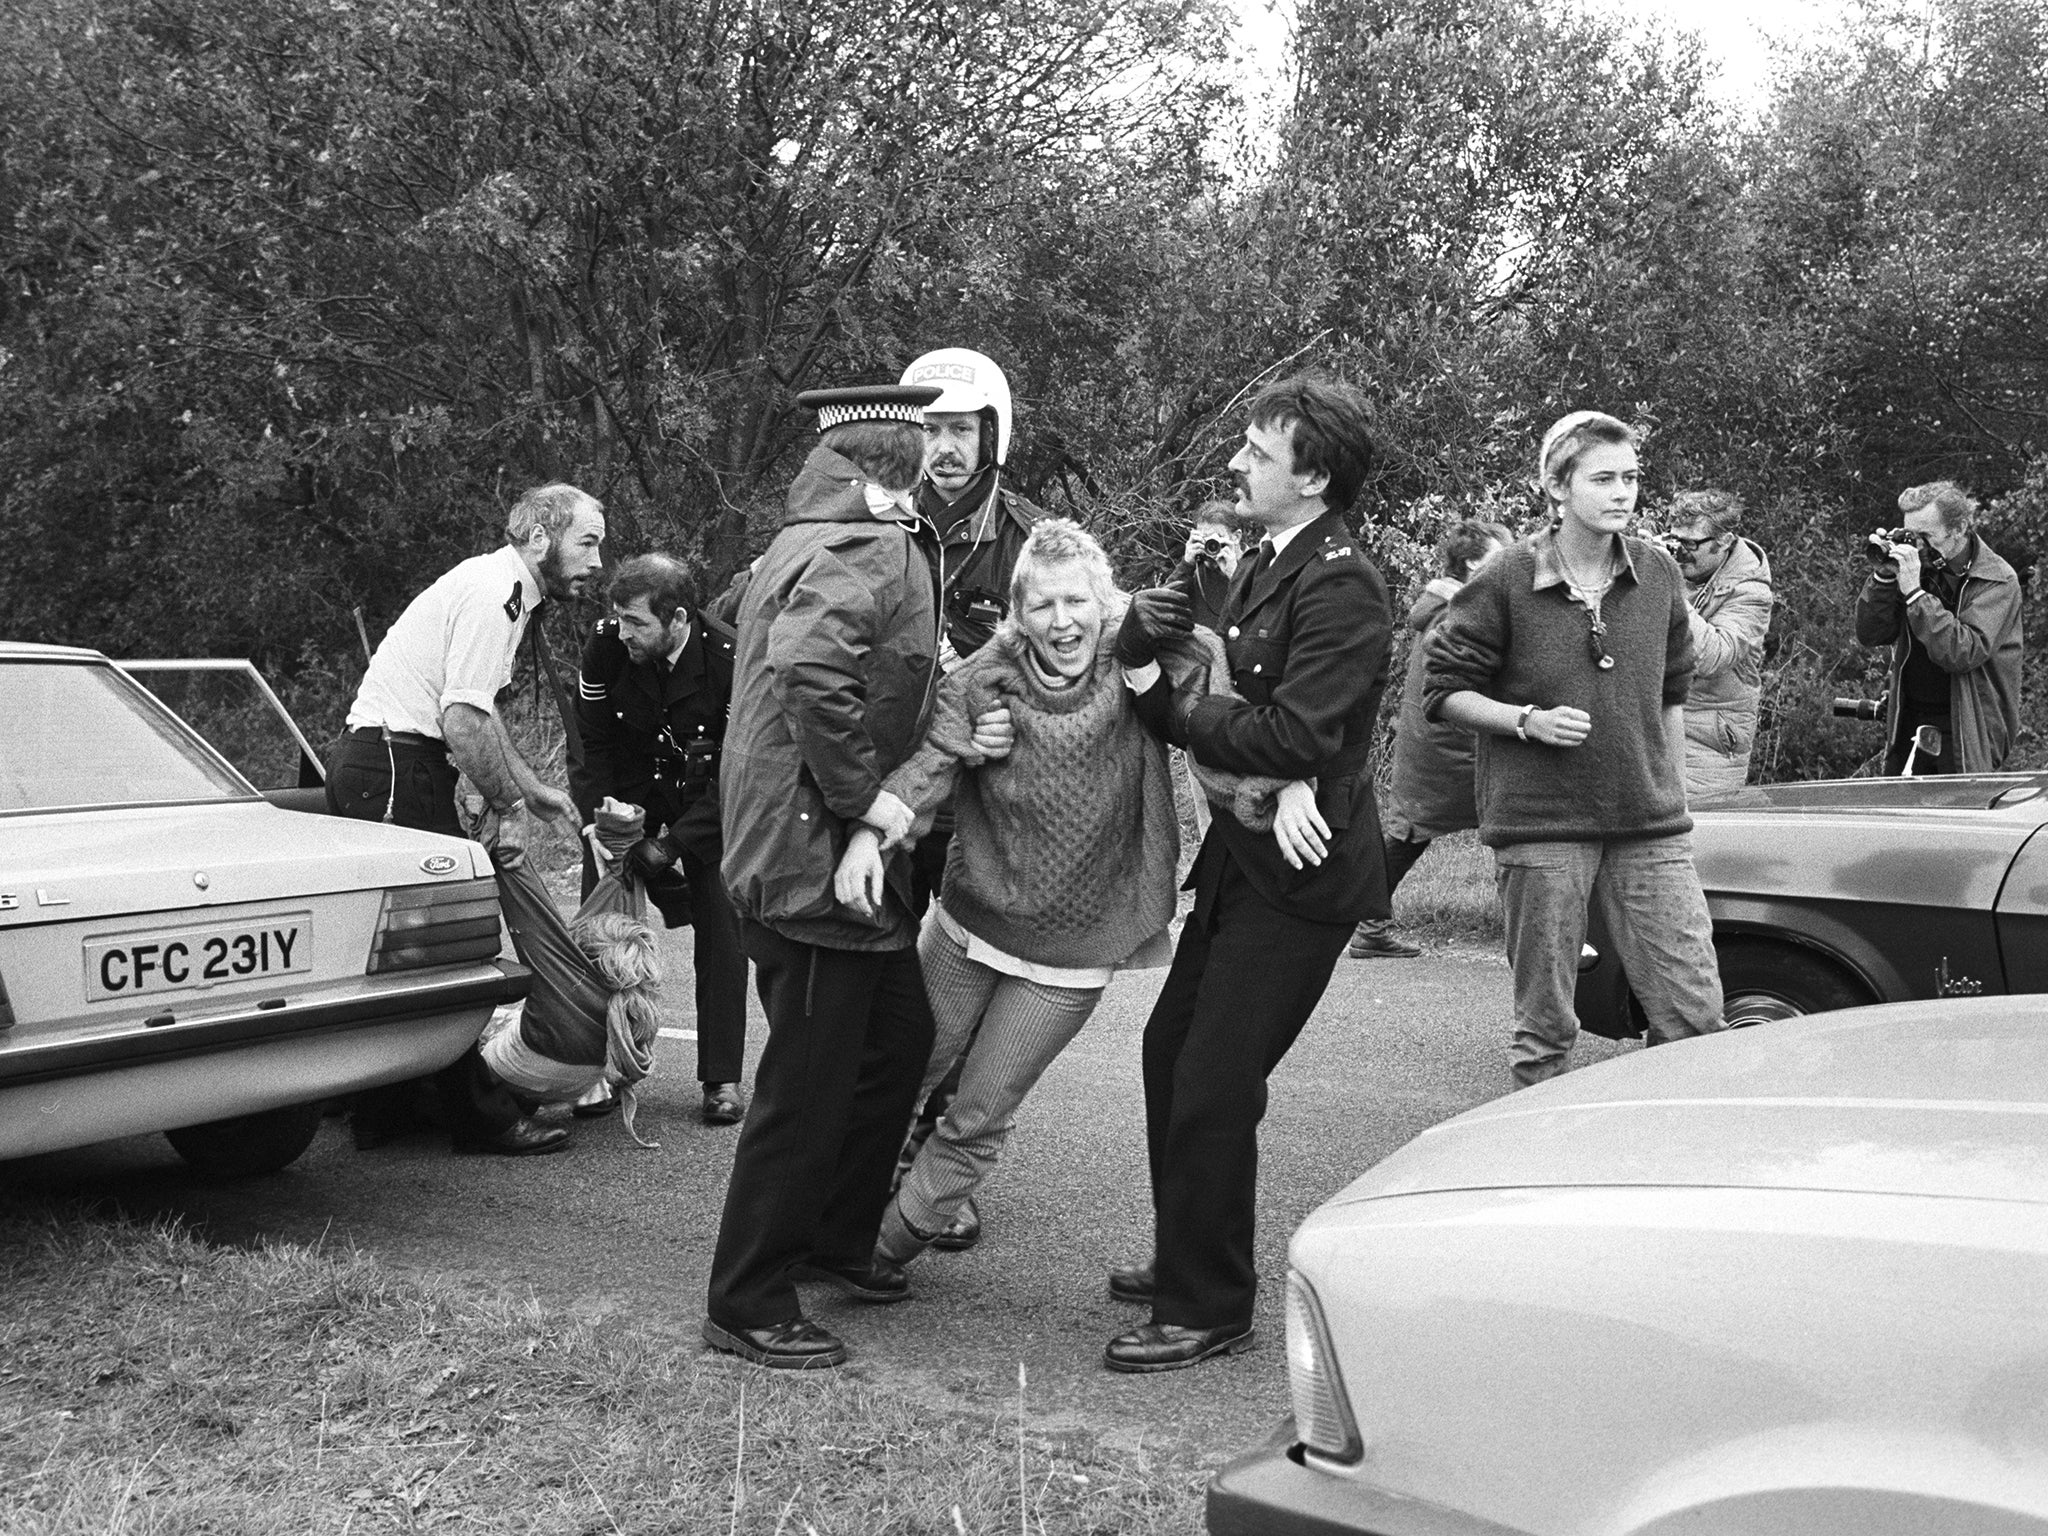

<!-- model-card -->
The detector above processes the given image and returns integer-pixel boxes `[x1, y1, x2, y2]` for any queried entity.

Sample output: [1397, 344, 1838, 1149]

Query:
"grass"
[1387, 831, 1503, 946]
[0, 1205, 1207, 1536]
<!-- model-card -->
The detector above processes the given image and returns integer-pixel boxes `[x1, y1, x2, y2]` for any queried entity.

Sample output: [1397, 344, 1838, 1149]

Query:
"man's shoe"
[1347, 922, 1421, 960]
[1107, 1261, 1154, 1304]
[701, 1082, 746, 1126]
[702, 1316, 847, 1370]
[791, 1257, 912, 1304]
[930, 1196, 981, 1251]
[454, 1117, 570, 1156]
[1103, 1321, 1255, 1374]
[571, 1088, 619, 1119]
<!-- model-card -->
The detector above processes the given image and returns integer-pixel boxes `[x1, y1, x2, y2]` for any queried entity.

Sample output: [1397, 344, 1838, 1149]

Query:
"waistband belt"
[346, 725, 448, 754]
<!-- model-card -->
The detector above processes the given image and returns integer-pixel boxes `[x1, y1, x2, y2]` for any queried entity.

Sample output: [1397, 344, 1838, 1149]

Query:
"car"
[1208, 995, 2048, 1535]
[1576, 771, 2048, 1037]
[0, 642, 528, 1176]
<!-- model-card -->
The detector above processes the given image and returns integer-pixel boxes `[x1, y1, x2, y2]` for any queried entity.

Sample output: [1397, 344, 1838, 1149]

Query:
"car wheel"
[164, 1101, 324, 1177]
[1716, 939, 1873, 1028]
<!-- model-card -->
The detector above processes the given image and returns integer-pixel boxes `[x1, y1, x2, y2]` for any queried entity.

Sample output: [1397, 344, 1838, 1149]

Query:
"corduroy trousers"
[894, 912, 1104, 1236]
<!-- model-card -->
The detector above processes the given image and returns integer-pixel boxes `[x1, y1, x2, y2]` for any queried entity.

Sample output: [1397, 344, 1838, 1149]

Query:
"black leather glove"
[1114, 585, 1195, 668]
[625, 837, 678, 882]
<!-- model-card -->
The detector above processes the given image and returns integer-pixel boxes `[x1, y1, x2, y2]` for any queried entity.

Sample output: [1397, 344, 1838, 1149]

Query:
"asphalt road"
[2, 920, 1631, 1464]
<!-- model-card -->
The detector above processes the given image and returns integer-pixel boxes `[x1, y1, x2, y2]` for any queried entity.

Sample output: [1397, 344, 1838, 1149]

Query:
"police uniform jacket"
[1181, 509, 1393, 924]
[570, 610, 736, 865]
[918, 471, 1043, 656]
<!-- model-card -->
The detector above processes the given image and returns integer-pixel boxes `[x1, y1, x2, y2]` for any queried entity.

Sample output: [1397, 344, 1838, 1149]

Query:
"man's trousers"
[326, 732, 523, 1144]
[1141, 849, 1354, 1332]
[705, 920, 935, 1331]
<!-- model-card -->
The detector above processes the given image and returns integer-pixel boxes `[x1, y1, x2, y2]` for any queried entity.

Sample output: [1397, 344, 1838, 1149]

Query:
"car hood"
[1332, 998, 2048, 1209]
[1698, 770, 2048, 816]
[0, 800, 491, 924]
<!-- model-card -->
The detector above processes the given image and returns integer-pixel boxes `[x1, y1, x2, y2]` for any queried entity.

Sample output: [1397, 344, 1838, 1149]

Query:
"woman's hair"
[1667, 489, 1745, 538]
[1006, 517, 1120, 614]
[1537, 412, 1637, 502]
[607, 553, 697, 622]
[822, 419, 926, 492]
[1898, 480, 1978, 533]
[506, 483, 601, 546]
[1440, 518, 1513, 580]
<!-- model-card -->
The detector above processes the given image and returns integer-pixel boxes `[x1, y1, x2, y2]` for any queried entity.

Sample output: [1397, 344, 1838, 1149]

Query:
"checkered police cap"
[798, 384, 943, 432]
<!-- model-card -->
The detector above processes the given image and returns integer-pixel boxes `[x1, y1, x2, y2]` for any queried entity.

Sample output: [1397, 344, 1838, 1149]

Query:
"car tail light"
[367, 879, 503, 974]
[1286, 1270, 1363, 1465]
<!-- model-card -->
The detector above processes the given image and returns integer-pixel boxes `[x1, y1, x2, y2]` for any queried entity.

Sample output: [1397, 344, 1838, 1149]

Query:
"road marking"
[657, 1027, 698, 1041]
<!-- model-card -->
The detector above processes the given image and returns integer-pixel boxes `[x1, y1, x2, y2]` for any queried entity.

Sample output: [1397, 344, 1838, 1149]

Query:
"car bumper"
[1208, 1419, 1526, 1536]
[0, 962, 528, 1158]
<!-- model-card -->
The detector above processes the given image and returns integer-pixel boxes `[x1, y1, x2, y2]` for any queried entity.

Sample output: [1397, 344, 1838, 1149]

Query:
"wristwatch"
[1515, 704, 1538, 742]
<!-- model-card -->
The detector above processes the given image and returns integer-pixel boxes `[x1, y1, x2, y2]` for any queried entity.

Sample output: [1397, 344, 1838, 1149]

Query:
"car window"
[118, 660, 325, 792]
[0, 659, 253, 813]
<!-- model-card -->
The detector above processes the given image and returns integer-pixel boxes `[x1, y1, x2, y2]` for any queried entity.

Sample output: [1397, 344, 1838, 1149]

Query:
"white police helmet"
[900, 348, 1012, 468]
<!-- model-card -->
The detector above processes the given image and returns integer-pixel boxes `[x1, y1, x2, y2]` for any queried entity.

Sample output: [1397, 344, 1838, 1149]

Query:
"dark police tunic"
[570, 610, 747, 1084]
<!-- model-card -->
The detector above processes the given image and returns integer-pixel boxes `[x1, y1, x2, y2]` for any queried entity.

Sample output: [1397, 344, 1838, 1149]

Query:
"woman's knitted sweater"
[884, 614, 1180, 969]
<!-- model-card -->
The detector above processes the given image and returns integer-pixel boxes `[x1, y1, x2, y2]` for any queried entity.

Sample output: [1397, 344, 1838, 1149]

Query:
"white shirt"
[1263, 515, 1317, 560]
[347, 544, 539, 737]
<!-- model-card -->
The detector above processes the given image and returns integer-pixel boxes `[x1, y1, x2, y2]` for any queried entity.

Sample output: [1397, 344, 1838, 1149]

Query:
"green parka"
[720, 445, 942, 950]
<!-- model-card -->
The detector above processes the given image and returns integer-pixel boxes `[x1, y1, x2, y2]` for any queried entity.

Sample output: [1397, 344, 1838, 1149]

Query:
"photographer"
[572, 553, 750, 1126]
[1855, 481, 2022, 775]
[1168, 501, 1245, 633]
[1666, 490, 1775, 796]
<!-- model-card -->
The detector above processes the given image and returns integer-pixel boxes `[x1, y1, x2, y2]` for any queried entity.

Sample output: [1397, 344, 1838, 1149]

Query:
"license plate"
[83, 914, 314, 1001]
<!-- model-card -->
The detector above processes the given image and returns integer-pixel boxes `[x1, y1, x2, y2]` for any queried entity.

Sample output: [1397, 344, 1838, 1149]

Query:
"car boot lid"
[1333, 997, 2048, 1209]
[0, 801, 489, 925]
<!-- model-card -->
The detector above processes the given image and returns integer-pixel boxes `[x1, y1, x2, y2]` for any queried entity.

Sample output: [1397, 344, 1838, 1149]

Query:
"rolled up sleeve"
[437, 586, 521, 715]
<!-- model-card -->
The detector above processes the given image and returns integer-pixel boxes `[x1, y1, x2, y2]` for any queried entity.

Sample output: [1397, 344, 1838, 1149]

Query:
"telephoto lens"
[1831, 696, 1887, 721]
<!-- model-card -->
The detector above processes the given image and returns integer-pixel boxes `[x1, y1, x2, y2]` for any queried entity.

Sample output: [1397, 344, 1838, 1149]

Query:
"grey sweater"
[1421, 531, 1695, 848]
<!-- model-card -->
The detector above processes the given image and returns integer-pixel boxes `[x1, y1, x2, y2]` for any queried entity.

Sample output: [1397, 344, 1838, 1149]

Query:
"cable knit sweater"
[884, 613, 1180, 969]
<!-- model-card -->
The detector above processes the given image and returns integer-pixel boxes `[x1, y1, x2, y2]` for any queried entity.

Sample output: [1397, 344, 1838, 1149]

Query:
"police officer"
[331, 482, 604, 1156]
[571, 553, 748, 1126]
[1107, 375, 1392, 1372]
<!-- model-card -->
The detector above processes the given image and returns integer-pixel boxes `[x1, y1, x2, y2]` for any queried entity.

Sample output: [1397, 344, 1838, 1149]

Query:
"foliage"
[3, 0, 2045, 779]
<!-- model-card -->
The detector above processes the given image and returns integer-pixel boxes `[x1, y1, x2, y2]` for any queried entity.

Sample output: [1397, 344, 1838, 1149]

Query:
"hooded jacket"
[720, 445, 942, 951]
[1387, 576, 1479, 839]
[1681, 535, 1775, 789]
[1855, 534, 2024, 773]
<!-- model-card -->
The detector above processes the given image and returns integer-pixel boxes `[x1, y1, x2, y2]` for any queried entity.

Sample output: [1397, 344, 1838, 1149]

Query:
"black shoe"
[571, 1091, 619, 1119]
[791, 1257, 912, 1304]
[1103, 1321, 1255, 1374]
[454, 1117, 570, 1156]
[702, 1316, 847, 1370]
[1107, 1261, 1154, 1304]
[701, 1082, 746, 1125]
[1347, 923, 1421, 959]
[931, 1196, 981, 1251]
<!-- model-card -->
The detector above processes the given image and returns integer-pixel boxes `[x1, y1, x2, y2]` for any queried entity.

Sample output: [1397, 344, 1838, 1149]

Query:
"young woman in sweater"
[832, 518, 1190, 1281]
[1422, 411, 1725, 1087]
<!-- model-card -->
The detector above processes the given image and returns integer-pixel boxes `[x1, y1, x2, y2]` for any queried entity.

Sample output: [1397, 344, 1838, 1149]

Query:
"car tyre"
[1716, 938, 1872, 1028]
[164, 1101, 324, 1178]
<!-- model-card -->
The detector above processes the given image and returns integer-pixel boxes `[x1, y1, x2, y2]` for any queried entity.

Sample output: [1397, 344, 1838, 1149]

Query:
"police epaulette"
[700, 611, 738, 647]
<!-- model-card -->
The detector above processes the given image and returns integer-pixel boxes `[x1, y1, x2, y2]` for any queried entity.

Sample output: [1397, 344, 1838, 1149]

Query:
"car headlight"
[367, 879, 503, 974]
[1286, 1269, 1363, 1465]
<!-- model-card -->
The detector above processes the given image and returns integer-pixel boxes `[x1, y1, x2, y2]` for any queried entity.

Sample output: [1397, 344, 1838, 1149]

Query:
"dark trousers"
[580, 842, 747, 1085]
[1383, 833, 1432, 902]
[326, 733, 524, 1143]
[706, 920, 936, 1330]
[1142, 846, 1354, 1330]
[900, 829, 964, 1176]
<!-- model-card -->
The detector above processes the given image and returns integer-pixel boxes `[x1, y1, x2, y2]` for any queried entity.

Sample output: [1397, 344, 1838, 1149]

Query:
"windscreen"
[0, 659, 253, 813]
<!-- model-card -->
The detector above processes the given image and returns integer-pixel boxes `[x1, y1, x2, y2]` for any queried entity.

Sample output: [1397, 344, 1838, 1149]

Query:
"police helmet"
[900, 348, 1013, 469]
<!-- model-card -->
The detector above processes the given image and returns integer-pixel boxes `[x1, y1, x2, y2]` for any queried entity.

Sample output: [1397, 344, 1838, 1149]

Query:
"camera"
[1831, 694, 1887, 721]
[1865, 528, 1943, 570]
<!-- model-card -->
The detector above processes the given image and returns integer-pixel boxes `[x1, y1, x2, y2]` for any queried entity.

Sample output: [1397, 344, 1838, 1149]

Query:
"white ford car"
[1210, 997, 2048, 1535]
[0, 643, 528, 1176]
